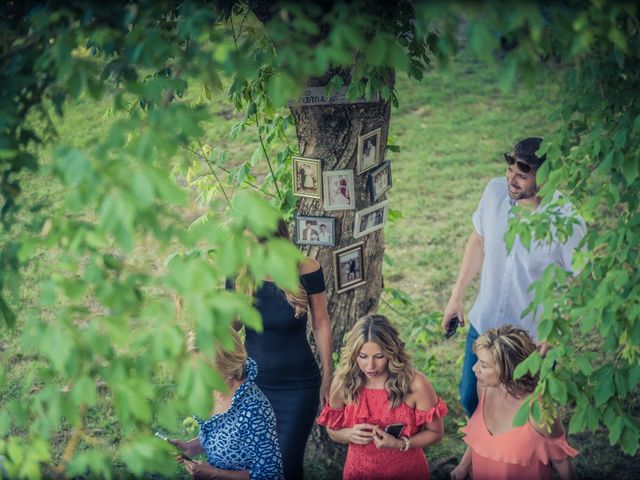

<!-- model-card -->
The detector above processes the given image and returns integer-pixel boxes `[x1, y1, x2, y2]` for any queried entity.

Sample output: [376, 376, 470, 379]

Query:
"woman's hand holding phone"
[372, 426, 403, 450]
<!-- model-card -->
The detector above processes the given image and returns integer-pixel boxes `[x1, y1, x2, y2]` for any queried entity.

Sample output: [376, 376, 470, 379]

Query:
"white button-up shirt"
[468, 177, 586, 339]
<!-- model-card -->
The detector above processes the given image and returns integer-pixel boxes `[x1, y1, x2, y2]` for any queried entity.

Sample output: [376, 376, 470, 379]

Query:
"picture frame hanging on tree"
[323, 169, 356, 211]
[353, 201, 388, 238]
[357, 127, 382, 174]
[292, 156, 322, 199]
[333, 242, 366, 293]
[368, 161, 393, 202]
[294, 215, 336, 246]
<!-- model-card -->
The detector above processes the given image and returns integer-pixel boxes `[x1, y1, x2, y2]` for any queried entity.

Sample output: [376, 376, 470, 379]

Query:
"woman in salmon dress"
[450, 325, 577, 480]
[317, 314, 447, 479]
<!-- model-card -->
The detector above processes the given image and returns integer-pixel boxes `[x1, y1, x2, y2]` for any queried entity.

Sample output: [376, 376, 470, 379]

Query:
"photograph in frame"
[323, 169, 356, 211]
[333, 242, 366, 293]
[368, 161, 393, 202]
[292, 156, 322, 199]
[353, 200, 388, 239]
[357, 127, 382, 174]
[294, 215, 336, 247]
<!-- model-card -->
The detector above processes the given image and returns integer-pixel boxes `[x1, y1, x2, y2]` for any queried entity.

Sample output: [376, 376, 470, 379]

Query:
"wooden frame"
[322, 169, 356, 211]
[368, 161, 393, 202]
[353, 201, 388, 239]
[294, 215, 336, 247]
[357, 127, 382, 174]
[333, 242, 366, 293]
[292, 156, 322, 199]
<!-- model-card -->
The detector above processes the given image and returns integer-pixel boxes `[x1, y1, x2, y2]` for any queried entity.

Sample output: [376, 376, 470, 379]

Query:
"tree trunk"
[290, 73, 394, 461]
[248, 0, 395, 466]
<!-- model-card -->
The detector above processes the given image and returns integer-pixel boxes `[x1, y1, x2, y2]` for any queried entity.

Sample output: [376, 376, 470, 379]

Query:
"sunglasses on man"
[504, 152, 535, 174]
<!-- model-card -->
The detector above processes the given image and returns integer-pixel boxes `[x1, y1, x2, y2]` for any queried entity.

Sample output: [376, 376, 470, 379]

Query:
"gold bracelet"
[400, 435, 410, 452]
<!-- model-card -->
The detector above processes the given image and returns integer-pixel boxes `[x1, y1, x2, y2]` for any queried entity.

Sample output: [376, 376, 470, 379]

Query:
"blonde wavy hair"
[236, 219, 309, 318]
[473, 325, 538, 398]
[214, 328, 247, 383]
[333, 314, 414, 409]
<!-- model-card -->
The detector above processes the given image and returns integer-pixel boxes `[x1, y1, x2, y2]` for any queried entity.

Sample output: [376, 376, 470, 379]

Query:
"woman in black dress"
[229, 219, 333, 479]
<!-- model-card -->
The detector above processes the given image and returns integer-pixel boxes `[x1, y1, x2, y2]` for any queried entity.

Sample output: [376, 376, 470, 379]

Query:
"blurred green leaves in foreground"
[1, 0, 640, 476]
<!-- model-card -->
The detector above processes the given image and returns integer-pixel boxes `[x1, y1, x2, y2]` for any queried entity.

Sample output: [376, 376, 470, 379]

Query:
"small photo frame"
[323, 169, 356, 211]
[293, 156, 322, 199]
[353, 201, 388, 239]
[333, 242, 366, 293]
[357, 128, 382, 174]
[294, 215, 336, 246]
[368, 161, 392, 202]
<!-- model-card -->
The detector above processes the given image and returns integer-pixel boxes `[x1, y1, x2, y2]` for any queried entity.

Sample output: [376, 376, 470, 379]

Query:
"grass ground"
[2, 50, 639, 478]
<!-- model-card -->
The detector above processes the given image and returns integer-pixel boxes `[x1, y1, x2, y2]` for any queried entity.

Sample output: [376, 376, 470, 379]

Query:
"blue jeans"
[459, 324, 480, 417]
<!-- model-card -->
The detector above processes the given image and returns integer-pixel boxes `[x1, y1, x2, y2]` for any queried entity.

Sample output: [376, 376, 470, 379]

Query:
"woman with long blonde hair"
[228, 218, 332, 479]
[318, 314, 447, 479]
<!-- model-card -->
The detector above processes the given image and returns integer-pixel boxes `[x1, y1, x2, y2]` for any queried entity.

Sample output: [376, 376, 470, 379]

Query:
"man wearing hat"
[442, 137, 586, 417]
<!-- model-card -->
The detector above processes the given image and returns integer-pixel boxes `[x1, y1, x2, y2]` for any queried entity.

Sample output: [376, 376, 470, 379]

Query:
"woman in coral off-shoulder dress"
[317, 314, 447, 480]
[450, 325, 577, 480]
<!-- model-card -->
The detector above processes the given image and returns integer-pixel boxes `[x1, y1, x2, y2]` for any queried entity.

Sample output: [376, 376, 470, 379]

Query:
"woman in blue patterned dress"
[172, 330, 284, 480]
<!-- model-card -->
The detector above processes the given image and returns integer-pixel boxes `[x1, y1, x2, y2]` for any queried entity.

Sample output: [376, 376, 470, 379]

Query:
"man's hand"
[443, 296, 465, 330]
[537, 340, 551, 357]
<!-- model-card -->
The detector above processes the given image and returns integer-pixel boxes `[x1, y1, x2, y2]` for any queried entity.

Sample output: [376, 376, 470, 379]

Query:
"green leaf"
[568, 404, 586, 434]
[608, 28, 628, 51]
[628, 365, 640, 391]
[586, 405, 600, 432]
[537, 318, 553, 341]
[468, 20, 498, 62]
[367, 33, 388, 66]
[547, 376, 568, 404]
[614, 370, 629, 398]
[0, 294, 16, 328]
[621, 154, 639, 185]
[268, 74, 299, 108]
[514, 350, 541, 379]
[41, 325, 73, 373]
[264, 238, 303, 292]
[572, 354, 593, 375]
[0, 410, 10, 436]
[595, 370, 615, 407]
[71, 376, 97, 408]
[609, 415, 624, 445]
[231, 190, 282, 237]
[621, 427, 639, 455]
[512, 399, 530, 427]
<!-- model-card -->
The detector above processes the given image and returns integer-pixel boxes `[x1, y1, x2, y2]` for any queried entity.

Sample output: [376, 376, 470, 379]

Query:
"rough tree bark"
[291, 71, 395, 461]
[248, 0, 395, 464]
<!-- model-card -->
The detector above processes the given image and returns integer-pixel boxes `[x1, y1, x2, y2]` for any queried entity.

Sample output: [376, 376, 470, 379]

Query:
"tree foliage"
[0, 0, 639, 476]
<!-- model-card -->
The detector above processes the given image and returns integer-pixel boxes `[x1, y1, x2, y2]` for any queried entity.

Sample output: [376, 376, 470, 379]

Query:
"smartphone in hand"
[154, 431, 169, 441]
[155, 431, 193, 462]
[444, 316, 459, 339]
[384, 423, 405, 438]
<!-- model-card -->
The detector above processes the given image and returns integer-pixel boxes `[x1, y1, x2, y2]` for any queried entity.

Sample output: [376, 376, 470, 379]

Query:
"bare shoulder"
[411, 370, 438, 407]
[328, 386, 346, 409]
[299, 257, 321, 275]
